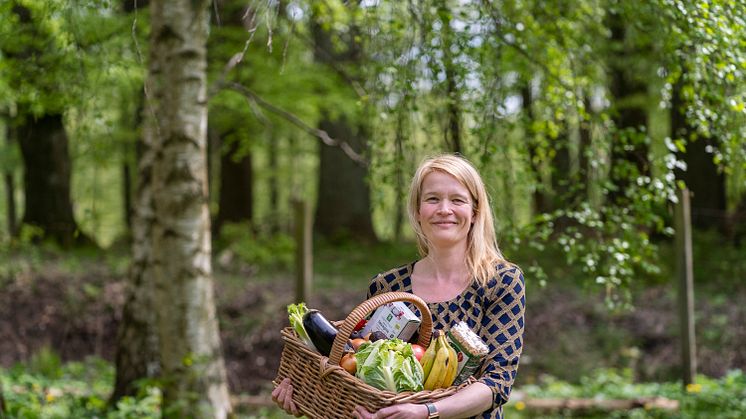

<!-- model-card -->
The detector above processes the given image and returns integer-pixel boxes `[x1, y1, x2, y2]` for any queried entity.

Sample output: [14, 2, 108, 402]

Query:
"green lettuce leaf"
[287, 303, 317, 352]
[354, 339, 424, 393]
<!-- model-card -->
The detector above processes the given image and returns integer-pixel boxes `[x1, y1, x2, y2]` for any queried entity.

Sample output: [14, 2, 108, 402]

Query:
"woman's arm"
[353, 382, 492, 419]
[475, 265, 525, 409]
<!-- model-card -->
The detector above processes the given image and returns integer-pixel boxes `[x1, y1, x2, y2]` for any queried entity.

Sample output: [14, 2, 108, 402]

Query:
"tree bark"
[110, 131, 160, 404]
[117, 0, 231, 418]
[550, 130, 572, 210]
[214, 135, 253, 236]
[147, 0, 231, 416]
[268, 134, 279, 234]
[577, 96, 593, 196]
[4, 123, 17, 238]
[315, 117, 377, 243]
[17, 114, 92, 247]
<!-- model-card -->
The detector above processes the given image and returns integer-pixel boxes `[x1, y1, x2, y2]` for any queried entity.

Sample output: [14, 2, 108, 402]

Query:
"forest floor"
[1, 245, 744, 401]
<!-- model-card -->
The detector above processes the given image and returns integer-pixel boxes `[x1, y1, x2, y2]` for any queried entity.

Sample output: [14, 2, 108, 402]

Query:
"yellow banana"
[420, 330, 440, 381]
[440, 338, 459, 387]
[424, 336, 449, 390]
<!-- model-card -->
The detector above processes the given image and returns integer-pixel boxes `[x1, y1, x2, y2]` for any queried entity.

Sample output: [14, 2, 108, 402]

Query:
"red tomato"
[410, 344, 426, 362]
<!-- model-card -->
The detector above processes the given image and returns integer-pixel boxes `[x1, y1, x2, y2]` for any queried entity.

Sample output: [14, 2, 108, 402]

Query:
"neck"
[421, 244, 470, 283]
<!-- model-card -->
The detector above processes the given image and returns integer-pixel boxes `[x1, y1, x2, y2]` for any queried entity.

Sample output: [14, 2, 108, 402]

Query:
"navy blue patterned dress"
[367, 261, 525, 419]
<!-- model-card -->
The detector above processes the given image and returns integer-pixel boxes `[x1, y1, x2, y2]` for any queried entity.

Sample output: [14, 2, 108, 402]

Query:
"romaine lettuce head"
[287, 303, 316, 351]
[354, 339, 424, 393]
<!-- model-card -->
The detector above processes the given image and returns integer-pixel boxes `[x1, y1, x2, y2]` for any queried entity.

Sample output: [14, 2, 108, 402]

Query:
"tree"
[2, 120, 18, 238]
[671, 77, 726, 231]
[209, 2, 255, 237]
[2, 2, 94, 247]
[311, 2, 377, 243]
[606, 9, 652, 206]
[149, 0, 232, 415]
[214, 133, 253, 235]
[117, 0, 232, 416]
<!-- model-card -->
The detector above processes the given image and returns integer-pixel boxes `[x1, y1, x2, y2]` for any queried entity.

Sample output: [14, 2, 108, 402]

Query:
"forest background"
[1, 0, 745, 417]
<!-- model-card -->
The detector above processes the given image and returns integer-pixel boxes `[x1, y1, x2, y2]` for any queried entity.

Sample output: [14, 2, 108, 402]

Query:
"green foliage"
[1, 355, 160, 418]
[505, 368, 746, 418]
[218, 222, 295, 270]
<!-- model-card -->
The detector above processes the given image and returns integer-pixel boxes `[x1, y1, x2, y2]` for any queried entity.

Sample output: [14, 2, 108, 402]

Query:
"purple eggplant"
[302, 309, 338, 356]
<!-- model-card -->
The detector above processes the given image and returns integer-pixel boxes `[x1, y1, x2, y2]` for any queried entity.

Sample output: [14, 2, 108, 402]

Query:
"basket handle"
[328, 291, 433, 366]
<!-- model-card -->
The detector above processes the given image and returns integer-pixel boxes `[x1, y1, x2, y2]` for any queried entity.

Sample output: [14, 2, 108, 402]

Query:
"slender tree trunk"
[578, 96, 593, 197]
[550, 130, 571, 210]
[438, 0, 461, 153]
[521, 83, 550, 214]
[671, 78, 726, 231]
[214, 135, 253, 236]
[607, 13, 650, 206]
[4, 123, 17, 237]
[393, 109, 406, 242]
[268, 134, 279, 234]
[17, 114, 92, 247]
[0, 378, 6, 417]
[445, 68, 462, 153]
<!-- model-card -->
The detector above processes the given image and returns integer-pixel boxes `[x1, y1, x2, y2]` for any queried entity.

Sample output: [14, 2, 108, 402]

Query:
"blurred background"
[1, 0, 745, 417]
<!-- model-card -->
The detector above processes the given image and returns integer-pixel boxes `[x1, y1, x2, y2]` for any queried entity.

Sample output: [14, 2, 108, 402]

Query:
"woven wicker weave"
[272, 291, 473, 418]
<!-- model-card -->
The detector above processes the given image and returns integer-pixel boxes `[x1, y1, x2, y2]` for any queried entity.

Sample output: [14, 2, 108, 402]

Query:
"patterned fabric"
[367, 261, 525, 419]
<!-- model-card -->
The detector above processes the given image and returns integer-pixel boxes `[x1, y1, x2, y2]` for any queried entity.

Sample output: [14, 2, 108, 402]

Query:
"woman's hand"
[352, 403, 429, 419]
[271, 377, 301, 417]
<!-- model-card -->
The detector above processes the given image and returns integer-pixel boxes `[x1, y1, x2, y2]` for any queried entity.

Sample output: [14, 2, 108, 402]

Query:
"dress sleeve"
[476, 266, 525, 409]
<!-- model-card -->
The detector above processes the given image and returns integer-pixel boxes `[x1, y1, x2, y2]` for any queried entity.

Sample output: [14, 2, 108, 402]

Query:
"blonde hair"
[407, 154, 506, 285]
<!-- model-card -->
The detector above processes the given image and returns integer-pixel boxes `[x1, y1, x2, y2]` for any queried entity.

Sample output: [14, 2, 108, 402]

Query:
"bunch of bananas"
[420, 330, 458, 390]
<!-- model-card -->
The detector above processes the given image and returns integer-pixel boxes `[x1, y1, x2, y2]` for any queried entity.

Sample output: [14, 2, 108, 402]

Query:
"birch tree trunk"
[110, 125, 159, 404]
[148, 0, 231, 416]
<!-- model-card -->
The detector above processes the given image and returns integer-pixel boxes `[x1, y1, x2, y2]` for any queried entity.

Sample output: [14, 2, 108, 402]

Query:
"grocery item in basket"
[360, 301, 421, 342]
[446, 322, 489, 386]
[302, 309, 338, 356]
[287, 303, 317, 352]
[355, 338, 424, 393]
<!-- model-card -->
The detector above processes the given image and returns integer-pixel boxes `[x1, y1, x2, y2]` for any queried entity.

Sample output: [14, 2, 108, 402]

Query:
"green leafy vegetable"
[355, 339, 424, 393]
[287, 303, 317, 352]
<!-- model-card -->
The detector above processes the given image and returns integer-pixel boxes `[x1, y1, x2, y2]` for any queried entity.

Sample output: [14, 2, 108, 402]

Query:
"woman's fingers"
[353, 406, 373, 419]
[283, 382, 298, 415]
[273, 385, 287, 405]
[271, 382, 283, 400]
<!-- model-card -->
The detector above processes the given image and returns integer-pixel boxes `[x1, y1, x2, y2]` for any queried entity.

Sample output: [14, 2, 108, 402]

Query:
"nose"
[436, 201, 453, 214]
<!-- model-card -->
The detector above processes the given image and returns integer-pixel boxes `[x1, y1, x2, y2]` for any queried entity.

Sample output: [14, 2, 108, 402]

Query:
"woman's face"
[417, 171, 474, 250]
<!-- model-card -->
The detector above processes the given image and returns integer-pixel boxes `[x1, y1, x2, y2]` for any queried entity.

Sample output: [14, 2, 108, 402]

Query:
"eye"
[425, 197, 439, 203]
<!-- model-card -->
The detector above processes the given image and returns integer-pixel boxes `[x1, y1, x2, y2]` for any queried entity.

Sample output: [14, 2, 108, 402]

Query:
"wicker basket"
[272, 292, 474, 418]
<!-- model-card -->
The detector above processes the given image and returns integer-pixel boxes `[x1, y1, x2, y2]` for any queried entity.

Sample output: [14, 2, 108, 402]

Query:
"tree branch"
[479, 0, 576, 95]
[226, 82, 368, 167]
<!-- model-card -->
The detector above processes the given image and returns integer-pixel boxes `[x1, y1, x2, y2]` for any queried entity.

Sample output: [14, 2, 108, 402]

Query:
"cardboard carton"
[361, 301, 421, 342]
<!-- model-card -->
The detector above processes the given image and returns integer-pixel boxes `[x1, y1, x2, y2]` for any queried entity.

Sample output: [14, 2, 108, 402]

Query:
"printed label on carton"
[361, 302, 421, 342]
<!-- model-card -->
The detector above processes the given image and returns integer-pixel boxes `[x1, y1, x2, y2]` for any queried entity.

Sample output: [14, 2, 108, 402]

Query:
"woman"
[273, 154, 525, 418]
